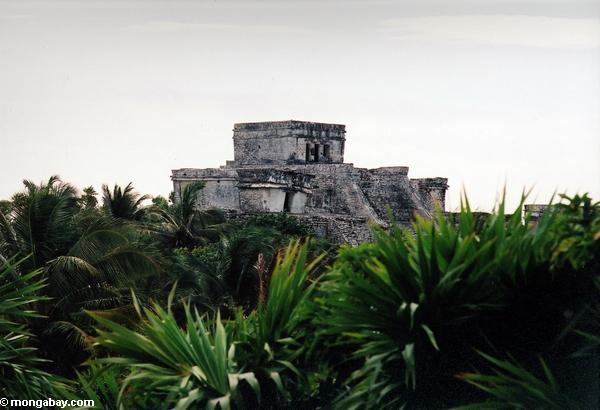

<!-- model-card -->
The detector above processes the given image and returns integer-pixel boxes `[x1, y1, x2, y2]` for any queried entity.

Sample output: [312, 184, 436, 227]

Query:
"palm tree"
[0, 176, 79, 269]
[0, 199, 11, 215]
[79, 186, 98, 209]
[149, 182, 225, 249]
[0, 176, 159, 371]
[101, 182, 150, 221]
[213, 225, 281, 309]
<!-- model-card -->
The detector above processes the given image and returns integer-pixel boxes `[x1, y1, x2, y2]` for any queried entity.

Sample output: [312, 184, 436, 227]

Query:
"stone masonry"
[172, 120, 449, 244]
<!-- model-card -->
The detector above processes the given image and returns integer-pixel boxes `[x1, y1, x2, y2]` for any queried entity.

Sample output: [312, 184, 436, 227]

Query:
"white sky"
[1, 0, 599, 211]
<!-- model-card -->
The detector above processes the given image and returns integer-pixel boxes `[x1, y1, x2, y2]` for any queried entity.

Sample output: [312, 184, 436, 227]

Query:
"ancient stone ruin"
[524, 204, 549, 222]
[171, 120, 448, 244]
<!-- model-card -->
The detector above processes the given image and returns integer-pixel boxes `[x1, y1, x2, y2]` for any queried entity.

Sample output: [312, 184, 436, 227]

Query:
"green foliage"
[79, 186, 99, 210]
[102, 182, 150, 221]
[243, 213, 313, 237]
[0, 257, 69, 399]
[161, 245, 230, 311]
[92, 299, 270, 409]
[151, 195, 170, 211]
[90, 241, 321, 409]
[233, 241, 324, 368]
[0, 177, 160, 371]
[2, 174, 600, 409]
[240, 240, 327, 405]
[1, 175, 79, 269]
[216, 226, 282, 309]
[147, 182, 225, 249]
[0, 199, 11, 216]
[551, 193, 600, 268]
[317, 193, 600, 409]
[61, 363, 123, 410]
[454, 353, 579, 410]
[255, 240, 323, 343]
[208, 216, 323, 310]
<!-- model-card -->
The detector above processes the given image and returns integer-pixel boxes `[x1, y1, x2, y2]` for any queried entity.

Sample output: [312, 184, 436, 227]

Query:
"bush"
[243, 213, 313, 237]
[90, 241, 322, 409]
[316, 194, 600, 408]
[0, 257, 69, 399]
[3, 177, 599, 409]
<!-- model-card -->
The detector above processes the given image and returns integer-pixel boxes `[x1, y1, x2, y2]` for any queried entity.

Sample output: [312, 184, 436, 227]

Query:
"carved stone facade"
[172, 120, 449, 244]
[524, 204, 549, 222]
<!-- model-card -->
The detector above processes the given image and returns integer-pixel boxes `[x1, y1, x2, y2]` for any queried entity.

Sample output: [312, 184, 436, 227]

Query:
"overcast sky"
[1, 0, 599, 211]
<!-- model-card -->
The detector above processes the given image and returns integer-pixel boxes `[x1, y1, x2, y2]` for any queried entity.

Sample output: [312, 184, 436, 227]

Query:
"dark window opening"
[314, 144, 320, 162]
[305, 143, 310, 162]
[283, 192, 292, 212]
[324, 144, 330, 158]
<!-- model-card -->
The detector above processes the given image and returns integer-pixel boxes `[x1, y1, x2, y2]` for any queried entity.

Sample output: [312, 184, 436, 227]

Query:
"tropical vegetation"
[0, 175, 598, 409]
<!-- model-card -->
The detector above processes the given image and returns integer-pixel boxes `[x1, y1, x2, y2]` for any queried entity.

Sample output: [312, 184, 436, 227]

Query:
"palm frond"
[102, 182, 150, 221]
[454, 353, 579, 410]
[0, 257, 69, 399]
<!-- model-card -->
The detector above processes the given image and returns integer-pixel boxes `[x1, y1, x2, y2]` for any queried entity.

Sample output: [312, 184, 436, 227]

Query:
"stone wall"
[226, 211, 374, 246]
[295, 213, 374, 245]
[288, 192, 308, 213]
[295, 164, 381, 220]
[233, 120, 346, 165]
[233, 163, 385, 224]
[172, 120, 449, 245]
[410, 178, 449, 212]
[357, 166, 419, 225]
[524, 204, 549, 222]
[172, 167, 240, 210]
[239, 188, 286, 213]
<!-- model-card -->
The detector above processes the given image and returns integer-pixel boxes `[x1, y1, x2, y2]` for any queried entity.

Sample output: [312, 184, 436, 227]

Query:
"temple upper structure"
[233, 120, 346, 165]
[172, 120, 448, 244]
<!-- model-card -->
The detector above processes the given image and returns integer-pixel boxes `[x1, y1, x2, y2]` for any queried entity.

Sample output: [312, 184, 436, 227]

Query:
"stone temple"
[171, 120, 448, 244]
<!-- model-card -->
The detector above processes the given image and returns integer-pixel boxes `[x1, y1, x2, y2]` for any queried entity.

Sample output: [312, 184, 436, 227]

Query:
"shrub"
[0, 257, 69, 399]
[90, 241, 322, 409]
[316, 194, 600, 408]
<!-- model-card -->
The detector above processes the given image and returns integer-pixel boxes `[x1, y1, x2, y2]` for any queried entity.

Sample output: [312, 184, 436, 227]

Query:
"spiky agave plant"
[453, 352, 579, 410]
[91, 296, 266, 409]
[231, 240, 325, 401]
[456, 193, 600, 410]
[317, 200, 504, 408]
[60, 362, 146, 410]
[317, 192, 598, 409]
[89, 240, 323, 409]
[252, 240, 324, 345]
[0, 257, 69, 399]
